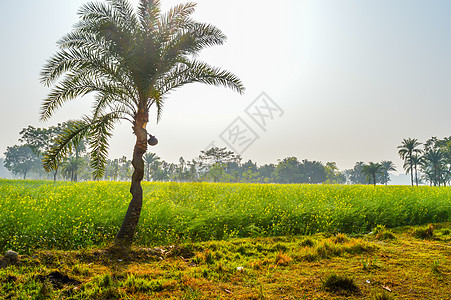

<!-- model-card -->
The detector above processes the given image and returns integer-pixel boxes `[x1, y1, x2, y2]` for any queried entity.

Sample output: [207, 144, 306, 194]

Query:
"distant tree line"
[3, 124, 401, 184]
[398, 137, 451, 186]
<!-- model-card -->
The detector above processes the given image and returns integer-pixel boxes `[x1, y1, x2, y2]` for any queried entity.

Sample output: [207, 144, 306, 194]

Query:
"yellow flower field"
[0, 179, 450, 253]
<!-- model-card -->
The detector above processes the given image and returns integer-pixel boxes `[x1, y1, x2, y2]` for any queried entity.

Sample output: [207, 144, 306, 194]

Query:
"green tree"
[274, 157, 300, 183]
[3, 145, 40, 179]
[324, 162, 345, 184]
[62, 157, 85, 182]
[199, 147, 240, 182]
[40, 0, 244, 250]
[398, 138, 422, 186]
[299, 159, 327, 183]
[258, 163, 275, 183]
[345, 161, 366, 184]
[421, 149, 446, 186]
[361, 162, 383, 186]
[379, 160, 396, 185]
[143, 153, 160, 181]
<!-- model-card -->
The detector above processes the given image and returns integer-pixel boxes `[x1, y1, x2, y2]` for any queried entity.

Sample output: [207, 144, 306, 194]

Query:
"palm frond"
[108, 0, 140, 32]
[157, 60, 245, 96]
[43, 119, 91, 172]
[138, 0, 161, 31]
[88, 112, 121, 179]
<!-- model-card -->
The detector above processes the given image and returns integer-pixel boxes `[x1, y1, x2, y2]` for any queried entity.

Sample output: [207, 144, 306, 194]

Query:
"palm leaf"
[43, 119, 91, 172]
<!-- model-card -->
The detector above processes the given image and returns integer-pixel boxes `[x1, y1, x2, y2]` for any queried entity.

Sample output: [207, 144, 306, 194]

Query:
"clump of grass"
[123, 274, 164, 293]
[299, 237, 315, 247]
[373, 225, 396, 240]
[362, 257, 380, 270]
[302, 253, 317, 262]
[332, 233, 349, 244]
[412, 224, 434, 239]
[271, 243, 288, 253]
[37, 280, 54, 299]
[192, 249, 216, 265]
[72, 264, 91, 276]
[302, 238, 373, 262]
[275, 252, 291, 266]
[99, 274, 113, 287]
[440, 228, 450, 235]
[315, 240, 341, 258]
[322, 273, 360, 295]
[374, 291, 395, 300]
[431, 259, 441, 275]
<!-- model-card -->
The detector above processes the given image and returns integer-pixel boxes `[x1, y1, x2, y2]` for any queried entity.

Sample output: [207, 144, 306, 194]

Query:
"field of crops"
[0, 179, 450, 253]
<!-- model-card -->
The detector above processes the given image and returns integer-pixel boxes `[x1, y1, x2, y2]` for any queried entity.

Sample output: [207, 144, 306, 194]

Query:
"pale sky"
[1, 0, 451, 175]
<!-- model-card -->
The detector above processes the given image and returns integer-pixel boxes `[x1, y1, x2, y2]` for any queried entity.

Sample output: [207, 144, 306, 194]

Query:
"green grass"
[0, 179, 450, 253]
[1, 224, 450, 299]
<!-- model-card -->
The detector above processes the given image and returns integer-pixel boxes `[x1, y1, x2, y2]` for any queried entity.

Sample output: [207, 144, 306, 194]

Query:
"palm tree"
[61, 157, 84, 182]
[143, 153, 160, 181]
[410, 154, 423, 186]
[361, 162, 383, 186]
[398, 138, 422, 186]
[422, 149, 446, 186]
[40, 0, 244, 250]
[380, 160, 396, 185]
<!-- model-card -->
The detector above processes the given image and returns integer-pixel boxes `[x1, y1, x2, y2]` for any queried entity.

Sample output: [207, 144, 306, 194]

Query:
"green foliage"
[1, 180, 451, 253]
[3, 145, 40, 179]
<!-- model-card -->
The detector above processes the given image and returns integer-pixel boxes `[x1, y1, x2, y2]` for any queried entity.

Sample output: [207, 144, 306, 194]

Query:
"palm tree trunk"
[414, 163, 418, 186]
[410, 160, 413, 186]
[114, 109, 148, 250]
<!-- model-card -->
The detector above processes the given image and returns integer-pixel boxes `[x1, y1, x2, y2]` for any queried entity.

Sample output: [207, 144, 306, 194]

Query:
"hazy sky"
[1, 0, 451, 175]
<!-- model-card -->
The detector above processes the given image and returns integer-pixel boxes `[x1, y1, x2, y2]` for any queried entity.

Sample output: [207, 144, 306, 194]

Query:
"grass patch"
[373, 225, 396, 240]
[412, 224, 435, 239]
[0, 223, 450, 299]
[322, 273, 360, 295]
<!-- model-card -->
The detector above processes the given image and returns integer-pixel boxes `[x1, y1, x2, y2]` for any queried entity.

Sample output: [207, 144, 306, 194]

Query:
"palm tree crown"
[361, 162, 383, 185]
[41, 0, 244, 177]
[397, 138, 422, 186]
[422, 149, 446, 186]
[380, 160, 396, 185]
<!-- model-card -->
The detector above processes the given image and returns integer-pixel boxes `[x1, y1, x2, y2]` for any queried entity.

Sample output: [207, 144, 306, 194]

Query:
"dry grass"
[1, 222, 450, 299]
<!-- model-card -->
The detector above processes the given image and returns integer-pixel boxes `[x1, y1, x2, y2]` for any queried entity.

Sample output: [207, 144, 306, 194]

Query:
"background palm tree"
[421, 149, 446, 186]
[40, 0, 244, 250]
[61, 157, 84, 182]
[380, 160, 396, 185]
[410, 154, 423, 186]
[398, 138, 422, 186]
[143, 152, 160, 181]
[361, 162, 383, 186]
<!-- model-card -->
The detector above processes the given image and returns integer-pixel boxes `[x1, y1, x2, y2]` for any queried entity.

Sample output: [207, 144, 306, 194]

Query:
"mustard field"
[0, 179, 450, 253]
